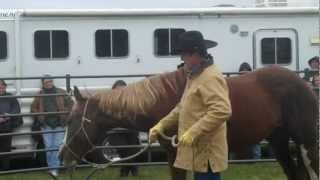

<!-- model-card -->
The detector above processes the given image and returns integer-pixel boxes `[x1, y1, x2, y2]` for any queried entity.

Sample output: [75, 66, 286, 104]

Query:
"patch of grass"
[222, 163, 286, 180]
[0, 163, 285, 180]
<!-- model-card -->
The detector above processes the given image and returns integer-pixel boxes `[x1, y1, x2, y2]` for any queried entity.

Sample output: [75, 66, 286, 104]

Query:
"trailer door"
[254, 29, 298, 70]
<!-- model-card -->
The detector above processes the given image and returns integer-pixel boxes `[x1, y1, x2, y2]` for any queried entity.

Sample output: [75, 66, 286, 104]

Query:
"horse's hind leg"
[295, 144, 319, 180]
[305, 144, 319, 178]
[268, 128, 297, 180]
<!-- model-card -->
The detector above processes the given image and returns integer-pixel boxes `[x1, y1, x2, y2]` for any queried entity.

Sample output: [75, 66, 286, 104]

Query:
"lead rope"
[192, 143, 196, 179]
[83, 131, 176, 180]
[81, 132, 176, 180]
[83, 143, 150, 180]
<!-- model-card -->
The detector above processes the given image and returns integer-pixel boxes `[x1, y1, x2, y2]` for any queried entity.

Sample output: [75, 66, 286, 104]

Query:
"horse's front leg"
[159, 138, 187, 180]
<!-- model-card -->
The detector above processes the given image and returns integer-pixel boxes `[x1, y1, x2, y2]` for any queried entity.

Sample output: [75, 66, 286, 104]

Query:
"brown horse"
[59, 66, 319, 180]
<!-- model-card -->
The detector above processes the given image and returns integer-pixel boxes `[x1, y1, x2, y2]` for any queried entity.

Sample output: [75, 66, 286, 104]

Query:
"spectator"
[0, 79, 22, 170]
[312, 74, 320, 86]
[312, 74, 319, 97]
[109, 80, 140, 177]
[303, 56, 319, 83]
[238, 62, 252, 73]
[31, 75, 73, 177]
[303, 56, 319, 97]
[238, 63, 261, 160]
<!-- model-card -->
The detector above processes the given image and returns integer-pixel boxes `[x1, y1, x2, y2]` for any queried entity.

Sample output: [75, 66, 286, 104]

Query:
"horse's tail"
[283, 73, 319, 180]
[258, 66, 319, 179]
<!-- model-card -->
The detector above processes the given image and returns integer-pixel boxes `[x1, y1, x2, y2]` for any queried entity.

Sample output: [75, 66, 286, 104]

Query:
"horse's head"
[59, 86, 112, 166]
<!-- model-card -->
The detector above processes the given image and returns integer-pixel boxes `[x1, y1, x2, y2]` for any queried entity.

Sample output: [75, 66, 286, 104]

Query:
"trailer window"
[154, 28, 186, 56]
[261, 37, 291, 64]
[34, 30, 69, 59]
[95, 29, 128, 58]
[0, 31, 7, 60]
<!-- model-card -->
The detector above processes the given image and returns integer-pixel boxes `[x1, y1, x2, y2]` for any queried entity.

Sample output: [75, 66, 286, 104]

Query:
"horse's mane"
[93, 70, 183, 120]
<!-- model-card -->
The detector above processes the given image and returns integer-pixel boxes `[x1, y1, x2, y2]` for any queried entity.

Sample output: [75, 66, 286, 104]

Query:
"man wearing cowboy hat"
[149, 31, 231, 180]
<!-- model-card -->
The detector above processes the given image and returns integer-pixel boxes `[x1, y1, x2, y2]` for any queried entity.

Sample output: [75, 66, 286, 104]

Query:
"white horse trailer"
[0, 7, 318, 158]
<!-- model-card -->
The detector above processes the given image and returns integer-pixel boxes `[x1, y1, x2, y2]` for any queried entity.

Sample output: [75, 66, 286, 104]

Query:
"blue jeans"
[252, 144, 261, 159]
[41, 126, 64, 169]
[194, 170, 220, 180]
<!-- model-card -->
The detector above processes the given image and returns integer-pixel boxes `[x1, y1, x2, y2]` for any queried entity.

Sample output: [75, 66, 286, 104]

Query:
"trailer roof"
[0, 7, 317, 17]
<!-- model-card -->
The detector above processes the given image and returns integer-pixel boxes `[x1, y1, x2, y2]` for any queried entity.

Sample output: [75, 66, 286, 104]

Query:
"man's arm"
[156, 103, 181, 130]
[185, 76, 231, 140]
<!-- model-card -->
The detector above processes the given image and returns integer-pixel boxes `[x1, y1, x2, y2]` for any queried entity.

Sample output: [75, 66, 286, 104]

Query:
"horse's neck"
[142, 69, 186, 122]
[160, 69, 187, 98]
[95, 69, 187, 131]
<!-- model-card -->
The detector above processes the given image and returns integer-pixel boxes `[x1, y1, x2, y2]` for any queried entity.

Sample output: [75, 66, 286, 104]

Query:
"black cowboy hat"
[308, 56, 319, 65]
[177, 30, 217, 53]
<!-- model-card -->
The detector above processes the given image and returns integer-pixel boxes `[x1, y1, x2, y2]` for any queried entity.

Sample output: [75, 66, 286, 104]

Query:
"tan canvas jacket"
[157, 64, 231, 172]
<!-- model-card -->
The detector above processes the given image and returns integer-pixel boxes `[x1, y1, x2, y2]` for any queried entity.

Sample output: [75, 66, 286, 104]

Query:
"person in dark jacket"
[110, 80, 140, 177]
[31, 76, 73, 177]
[238, 62, 252, 73]
[303, 56, 319, 84]
[303, 56, 319, 96]
[0, 79, 22, 170]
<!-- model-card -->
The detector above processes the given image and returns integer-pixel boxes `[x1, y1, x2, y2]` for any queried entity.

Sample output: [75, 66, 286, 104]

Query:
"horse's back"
[225, 66, 295, 149]
[226, 65, 318, 153]
[226, 70, 276, 149]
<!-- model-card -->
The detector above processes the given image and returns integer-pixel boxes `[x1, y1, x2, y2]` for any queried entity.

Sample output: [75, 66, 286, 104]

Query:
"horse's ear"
[73, 86, 85, 102]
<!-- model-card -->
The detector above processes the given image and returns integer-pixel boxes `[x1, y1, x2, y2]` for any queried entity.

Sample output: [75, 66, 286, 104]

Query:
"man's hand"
[148, 123, 163, 144]
[179, 131, 195, 146]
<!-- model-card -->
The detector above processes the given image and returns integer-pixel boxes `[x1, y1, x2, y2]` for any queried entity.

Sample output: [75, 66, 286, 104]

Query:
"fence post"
[66, 74, 71, 93]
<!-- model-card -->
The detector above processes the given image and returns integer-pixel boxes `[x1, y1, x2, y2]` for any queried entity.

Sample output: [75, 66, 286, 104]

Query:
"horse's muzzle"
[59, 144, 71, 166]
[58, 145, 65, 163]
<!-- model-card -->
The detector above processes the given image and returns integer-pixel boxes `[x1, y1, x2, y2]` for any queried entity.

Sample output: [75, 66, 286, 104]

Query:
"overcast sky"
[0, 0, 255, 9]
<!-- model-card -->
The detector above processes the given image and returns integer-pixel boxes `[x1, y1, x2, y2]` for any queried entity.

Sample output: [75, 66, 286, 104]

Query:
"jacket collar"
[187, 56, 213, 78]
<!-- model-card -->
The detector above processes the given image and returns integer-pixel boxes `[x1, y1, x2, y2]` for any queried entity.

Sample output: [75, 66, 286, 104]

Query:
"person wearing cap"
[0, 79, 22, 170]
[31, 76, 73, 177]
[238, 62, 252, 74]
[148, 31, 231, 180]
[303, 56, 319, 82]
[303, 56, 319, 96]
[308, 56, 319, 70]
